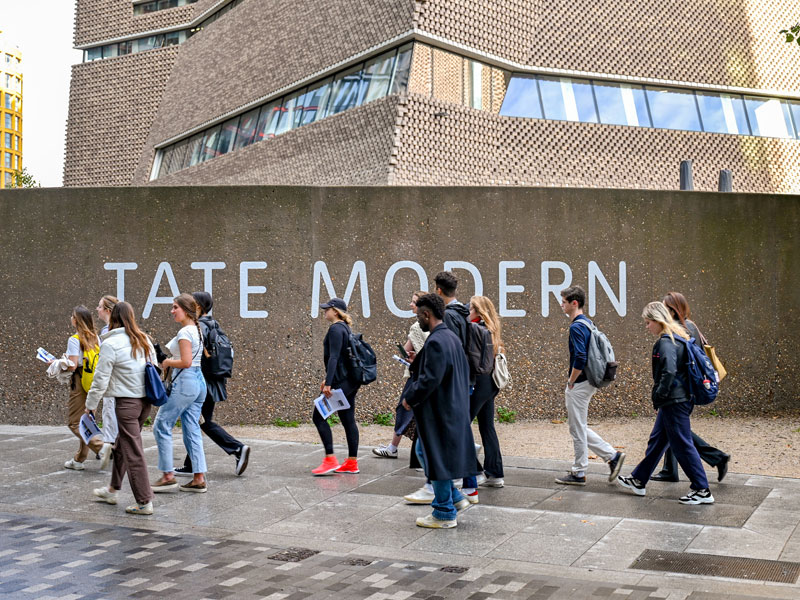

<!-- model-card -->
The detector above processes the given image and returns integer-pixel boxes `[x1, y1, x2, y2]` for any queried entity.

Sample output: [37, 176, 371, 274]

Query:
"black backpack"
[466, 321, 494, 376]
[202, 320, 234, 379]
[345, 330, 377, 386]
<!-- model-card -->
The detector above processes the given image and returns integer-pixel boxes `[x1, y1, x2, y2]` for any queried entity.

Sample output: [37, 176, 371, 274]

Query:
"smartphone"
[396, 343, 409, 359]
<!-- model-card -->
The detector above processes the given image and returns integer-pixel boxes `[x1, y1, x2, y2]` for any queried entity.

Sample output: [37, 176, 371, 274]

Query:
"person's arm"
[85, 344, 115, 412]
[163, 339, 193, 369]
[66, 336, 80, 371]
[653, 338, 678, 400]
[404, 339, 446, 408]
[567, 323, 589, 388]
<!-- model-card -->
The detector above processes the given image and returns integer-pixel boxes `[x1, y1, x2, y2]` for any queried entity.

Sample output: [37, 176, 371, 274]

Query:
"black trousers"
[471, 373, 504, 479]
[658, 431, 727, 478]
[183, 394, 243, 470]
[312, 388, 359, 457]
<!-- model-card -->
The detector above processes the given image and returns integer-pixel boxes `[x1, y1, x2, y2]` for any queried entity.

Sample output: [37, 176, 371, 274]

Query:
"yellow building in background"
[0, 33, 22, 189]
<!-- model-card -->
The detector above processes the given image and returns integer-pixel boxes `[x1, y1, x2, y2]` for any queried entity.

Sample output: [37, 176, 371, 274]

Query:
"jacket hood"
[446, 301, 470, 317]
[101, 327, 126, 341]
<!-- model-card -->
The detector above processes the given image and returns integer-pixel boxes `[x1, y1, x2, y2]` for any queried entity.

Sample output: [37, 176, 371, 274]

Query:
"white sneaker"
[403, 487, 435, 504]
[99, 443, 113, 471]
[372, 445, 398, 458]
[93, 487, 118, 505]
[64, 459, 85, 471]
[483, 477, 505, 488]
[416, 514, 456, 529]
[452, 479, 464, 489]
[126, 501, 153, 515]
[475, 472, 487, 486]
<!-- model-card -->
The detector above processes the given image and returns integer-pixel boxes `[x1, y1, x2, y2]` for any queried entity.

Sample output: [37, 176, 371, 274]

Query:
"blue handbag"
[144, 362, 168, 407]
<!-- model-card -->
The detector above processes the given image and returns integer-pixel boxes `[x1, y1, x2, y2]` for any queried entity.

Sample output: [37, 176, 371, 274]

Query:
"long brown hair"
[72, 306, 99, 351]
[470, 295, 503, 355]
[109, 302, 152, 360]
[174, 293, 203, 343]
[662, 291, 691, 327]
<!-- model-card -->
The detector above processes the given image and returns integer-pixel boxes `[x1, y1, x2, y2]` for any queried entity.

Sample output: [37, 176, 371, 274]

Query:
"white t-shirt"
[66, 335, 81, 359]
[166, 325, 202, 367]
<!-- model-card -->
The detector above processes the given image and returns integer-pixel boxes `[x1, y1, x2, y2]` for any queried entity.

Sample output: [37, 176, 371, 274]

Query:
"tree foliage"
[780, 23, 800, 47]
[11, 167, 40, 188]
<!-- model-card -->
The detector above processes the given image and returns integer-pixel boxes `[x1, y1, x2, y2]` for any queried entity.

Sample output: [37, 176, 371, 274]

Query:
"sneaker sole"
[466, 496, 480, 504]
[555, 479, 586, 486]
[152, 485, 178, 493]
[334, 469, 360, 474]
[235, 447, 250, 476]
[616, 479, 646, 496]
[416, 519, 457, 529]
[371, 452, 398, 458]
[312, 467, 339, 476]
[608, 453, 626, 482]
[92, 492, 117, 505]
[126, 507, 154, 515]
[403, 496, 434, 504]
[679, 496, 715, 505]
[180, 486, 208, 493]
[64, 464, 84, 471]
[482, 481, 504, 488]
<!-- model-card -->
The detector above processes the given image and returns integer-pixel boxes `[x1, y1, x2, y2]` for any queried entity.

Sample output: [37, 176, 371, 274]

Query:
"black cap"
[320, 298, 347, 312]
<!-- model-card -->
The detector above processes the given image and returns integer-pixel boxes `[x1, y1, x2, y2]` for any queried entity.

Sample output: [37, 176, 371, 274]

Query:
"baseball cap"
[320, 298, 347, 312]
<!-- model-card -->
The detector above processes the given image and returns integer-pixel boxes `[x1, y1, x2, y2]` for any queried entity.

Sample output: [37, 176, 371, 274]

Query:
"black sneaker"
[173, 465, 193, 477]
[235, 445, 250, 476]
[555, 472, 586, 486]
[717, 455, 730, 483]
[616, 475, 646, 496]
[679, 488, 714, 505]
[607, 451, 626, 482]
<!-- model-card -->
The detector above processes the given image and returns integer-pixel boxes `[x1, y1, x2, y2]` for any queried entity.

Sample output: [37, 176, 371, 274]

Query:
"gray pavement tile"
[487, 531, 599, 565]
[757, 488, 800, 512]
[521, 511, 620, 539]
[685, 526, 790, 560]
[472, 486, 558, 509]
[535, 489, 657, 520]
[640, 498, 755, 527]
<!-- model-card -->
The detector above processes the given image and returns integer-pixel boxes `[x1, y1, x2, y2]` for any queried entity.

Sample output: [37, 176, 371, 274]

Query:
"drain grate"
[342, 558, 373, 566]
[440, 566, 469, 574]
[630, 549, 800, 583]
[267, 547, 320, 562]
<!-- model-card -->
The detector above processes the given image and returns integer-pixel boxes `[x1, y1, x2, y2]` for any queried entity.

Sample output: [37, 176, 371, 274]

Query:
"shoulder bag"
[695, 324, 727, 381]
[492, 349, 511, 390]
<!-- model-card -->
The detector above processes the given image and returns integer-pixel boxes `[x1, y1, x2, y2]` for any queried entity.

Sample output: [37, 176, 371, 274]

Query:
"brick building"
[65, 0, 800, 192]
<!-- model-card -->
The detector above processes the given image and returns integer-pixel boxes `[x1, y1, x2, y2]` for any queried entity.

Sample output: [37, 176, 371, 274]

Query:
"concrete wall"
[1, 186, 798, 426]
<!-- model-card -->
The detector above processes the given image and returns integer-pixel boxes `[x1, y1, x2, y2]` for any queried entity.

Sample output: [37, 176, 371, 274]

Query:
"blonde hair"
[642, 301, 688, 344]
[470, 295, 503, 354]
[332, 307, 353, 326]
[72, 306, 100, 351]
[100, 295, 120, 313]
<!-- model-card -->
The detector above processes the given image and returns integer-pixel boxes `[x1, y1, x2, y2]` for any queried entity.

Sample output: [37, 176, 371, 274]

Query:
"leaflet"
[36, 347, 56, 363]
[313, 389, 350, 420]
[78, 413, 102, 444]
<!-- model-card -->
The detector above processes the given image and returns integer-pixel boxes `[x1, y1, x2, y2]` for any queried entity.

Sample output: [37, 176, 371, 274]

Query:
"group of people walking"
[51, 292, 249, 515]
[49, 272, 727, 523]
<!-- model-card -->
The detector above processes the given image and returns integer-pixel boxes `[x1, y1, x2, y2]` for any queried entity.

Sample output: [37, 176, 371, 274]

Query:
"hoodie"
[444, 300, 470, 353]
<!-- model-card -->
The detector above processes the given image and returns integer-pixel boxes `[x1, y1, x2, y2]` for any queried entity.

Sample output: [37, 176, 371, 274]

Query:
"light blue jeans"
[153, 367, 207, 473]
[416, 438, 465, 521]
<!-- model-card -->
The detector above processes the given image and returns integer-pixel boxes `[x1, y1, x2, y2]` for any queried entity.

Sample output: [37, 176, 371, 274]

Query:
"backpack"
[674, 336, 720, 405]
[73, 334, 100, 393]
[202, 320, 234, 379]
[345, 329, 378, 386]
[466, 321, 494, 376]
[575, 320, 618, 388]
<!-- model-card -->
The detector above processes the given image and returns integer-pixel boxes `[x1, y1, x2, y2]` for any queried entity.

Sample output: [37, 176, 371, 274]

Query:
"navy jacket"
[651, 334, 690, 409]
[323, 321, 357, 395]
[568, 314, 592, 384]
[404, 323, 477, 481]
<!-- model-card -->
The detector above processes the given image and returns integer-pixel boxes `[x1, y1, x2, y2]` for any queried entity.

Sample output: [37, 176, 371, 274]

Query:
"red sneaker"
[311, 456, 340, 476]
[334, 458, 360, 474]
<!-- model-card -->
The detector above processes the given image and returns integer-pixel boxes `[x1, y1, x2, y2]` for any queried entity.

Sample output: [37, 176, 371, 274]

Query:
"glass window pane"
[744, 96, 795, 138]
[185, 132, 205, 167]
[4, 113, 11, 128]
[275, 88, 304, 135]
[157, 146, 174, 178]
[300, 77, 332, 125]
[4, 133, 11, 149]
[216, 116, 240, 156]
[233, 108, 260, 149]
[390, 43, 413, 94]
[695, 92, 749, 134]
[86, 47, 101, 61]
[102, 44, 118, 59]
[790, 102, 800, 138]
[254, 99, 283, 142]
[118, 41, 133, 55]
[646, 87, 701, 131]
[499, 75, 542, 118]
[594, 81, 649, 126]
[199, 125, 221, 162]
[570, 79, 597, 123]
[328, 65, 363, 115]
[360, 51, 395, 104]
[167, 139, 188, 174]
[4, 153, 10, 168]
[537, 77, 567, 120]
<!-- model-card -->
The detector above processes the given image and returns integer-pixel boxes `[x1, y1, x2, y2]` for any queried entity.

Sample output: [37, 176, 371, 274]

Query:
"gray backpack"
[577, 320, 618, 388]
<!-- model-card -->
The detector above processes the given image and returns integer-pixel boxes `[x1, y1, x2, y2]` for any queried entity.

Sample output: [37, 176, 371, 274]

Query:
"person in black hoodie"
[617, 301, 714, 505]
[311, 298, 361, 476]
[651, 292, 730, 483]
[173, 292, 250, 477]
[434, 271, 470, 351]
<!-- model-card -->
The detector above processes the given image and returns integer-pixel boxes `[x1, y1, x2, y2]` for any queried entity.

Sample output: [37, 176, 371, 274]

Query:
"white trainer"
[126, 501, 154, 515]
[403, 487, 435, 504]
[93, 487, 118, 505]
[416, 514, 457, 529]
[64, 459, 85, 471]
[483, 477, 505, 488]
[475, 472, 487, 486]
[99, 443, 113, 471]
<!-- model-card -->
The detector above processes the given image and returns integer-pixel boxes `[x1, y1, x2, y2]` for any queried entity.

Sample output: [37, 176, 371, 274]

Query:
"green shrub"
[327, 414, 340, 426]
[496, 406, 516, 423]
[273, 418, 300, 427]
[373, 412, 393, 426]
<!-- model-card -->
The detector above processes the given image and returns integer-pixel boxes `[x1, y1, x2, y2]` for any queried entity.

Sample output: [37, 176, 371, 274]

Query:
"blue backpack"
[674, 337, 720, 405]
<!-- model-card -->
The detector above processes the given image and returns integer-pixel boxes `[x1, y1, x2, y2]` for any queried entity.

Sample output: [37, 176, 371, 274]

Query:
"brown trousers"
[110, 397, 153, 505]
[67, 370, 104, 462]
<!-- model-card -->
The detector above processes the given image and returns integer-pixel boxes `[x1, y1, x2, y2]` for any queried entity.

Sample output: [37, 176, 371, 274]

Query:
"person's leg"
[101, 397, 118, 444]
[631, 409, 670, 484]
[198, 392, 243, 456]
[312, 406, 335, 454]
[662, 403, 709, 491]
[430, 479, 457, 521]
[180, 372, 207, 483]
[109, 399, 130, 492]
[564, 381, 592, 476]
[409, 433, 422, 470]
[691, 431, 728, 467]
[114, 398, 153, 505]
[654, 447, 679, 480]
[338, 391, 359, 459]
[67, 373, 91, 463]
[153, 379, 194, 475]
[476, 390, 504, 479]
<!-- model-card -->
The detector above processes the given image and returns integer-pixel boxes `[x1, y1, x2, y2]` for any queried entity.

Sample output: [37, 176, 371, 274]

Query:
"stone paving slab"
[1, 425, 799, 599]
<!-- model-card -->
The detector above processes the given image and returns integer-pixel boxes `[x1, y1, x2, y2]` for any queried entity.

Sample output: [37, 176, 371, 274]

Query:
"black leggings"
[312, 389, 359, 457]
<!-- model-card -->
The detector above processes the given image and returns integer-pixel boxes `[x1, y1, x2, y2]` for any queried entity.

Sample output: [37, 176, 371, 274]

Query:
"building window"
[4, 133, 10, 149]
[153, 43, 413, 179]
[4, 94, 10, 110]
[133, 0, 198, 16]
[14, 116, 19, 131]
[4, 113, 10, 129]
[3, 171, 11, 187]
[3, 152, 10, 168]
[14, 136, 19, 150]
[744, 96, 796, 139]
[593, 81, 650, 127]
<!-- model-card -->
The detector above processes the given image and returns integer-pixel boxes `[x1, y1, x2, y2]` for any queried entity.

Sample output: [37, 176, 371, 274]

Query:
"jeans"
[631, 401, 709, 490]
[183, 393, 243, 471]
[565, 381, 616, 475]
[153, 367, 207, 474]
[417, 438, 464, 520]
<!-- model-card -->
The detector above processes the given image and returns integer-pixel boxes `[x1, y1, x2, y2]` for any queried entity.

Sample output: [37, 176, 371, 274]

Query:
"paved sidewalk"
[2, 425, 800, 599]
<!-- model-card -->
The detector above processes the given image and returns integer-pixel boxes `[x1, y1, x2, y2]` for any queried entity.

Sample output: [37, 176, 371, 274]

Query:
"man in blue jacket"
[402, 293, 477, 528]
[556, 286, 625, 486]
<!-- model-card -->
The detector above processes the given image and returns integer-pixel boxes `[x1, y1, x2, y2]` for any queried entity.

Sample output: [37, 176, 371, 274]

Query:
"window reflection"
[696, 92, 749, 135]
[217, 117, 240, 156]
[233, 108, 260, 150]
[594, 81, 649, 127]
[360, 52, 395, 104]
[499, 75, 541, 118]
[744, 97, 795, 139]
[328, 65, 362, 115]
[300, 78, 332, 125]
[646, 87, 702, 131]
[390, 44, 413, 94]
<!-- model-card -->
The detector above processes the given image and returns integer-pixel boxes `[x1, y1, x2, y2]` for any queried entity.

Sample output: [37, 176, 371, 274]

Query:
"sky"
[2, 0, 82, 187]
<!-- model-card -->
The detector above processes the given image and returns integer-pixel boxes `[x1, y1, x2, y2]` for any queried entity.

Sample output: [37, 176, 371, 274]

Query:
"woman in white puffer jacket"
[85, 301, 157, 515]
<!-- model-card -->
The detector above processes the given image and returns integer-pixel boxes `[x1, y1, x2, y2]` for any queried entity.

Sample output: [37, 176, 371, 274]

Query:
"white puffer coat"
[85, 328, 156, 411]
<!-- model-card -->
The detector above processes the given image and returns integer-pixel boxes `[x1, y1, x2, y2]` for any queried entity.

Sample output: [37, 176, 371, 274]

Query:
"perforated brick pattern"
[388, 94, 800, 193]
[63, 47, 180, 187]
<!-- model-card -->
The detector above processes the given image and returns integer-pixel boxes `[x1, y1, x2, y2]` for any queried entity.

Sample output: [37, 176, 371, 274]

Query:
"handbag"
[696, 325, 727, 381]
[144, 362, 168, 407]
[492, 351, 511, 390]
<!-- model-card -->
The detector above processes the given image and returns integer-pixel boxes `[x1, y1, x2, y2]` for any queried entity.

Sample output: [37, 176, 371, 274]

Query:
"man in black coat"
[402, 293, 477, 528]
